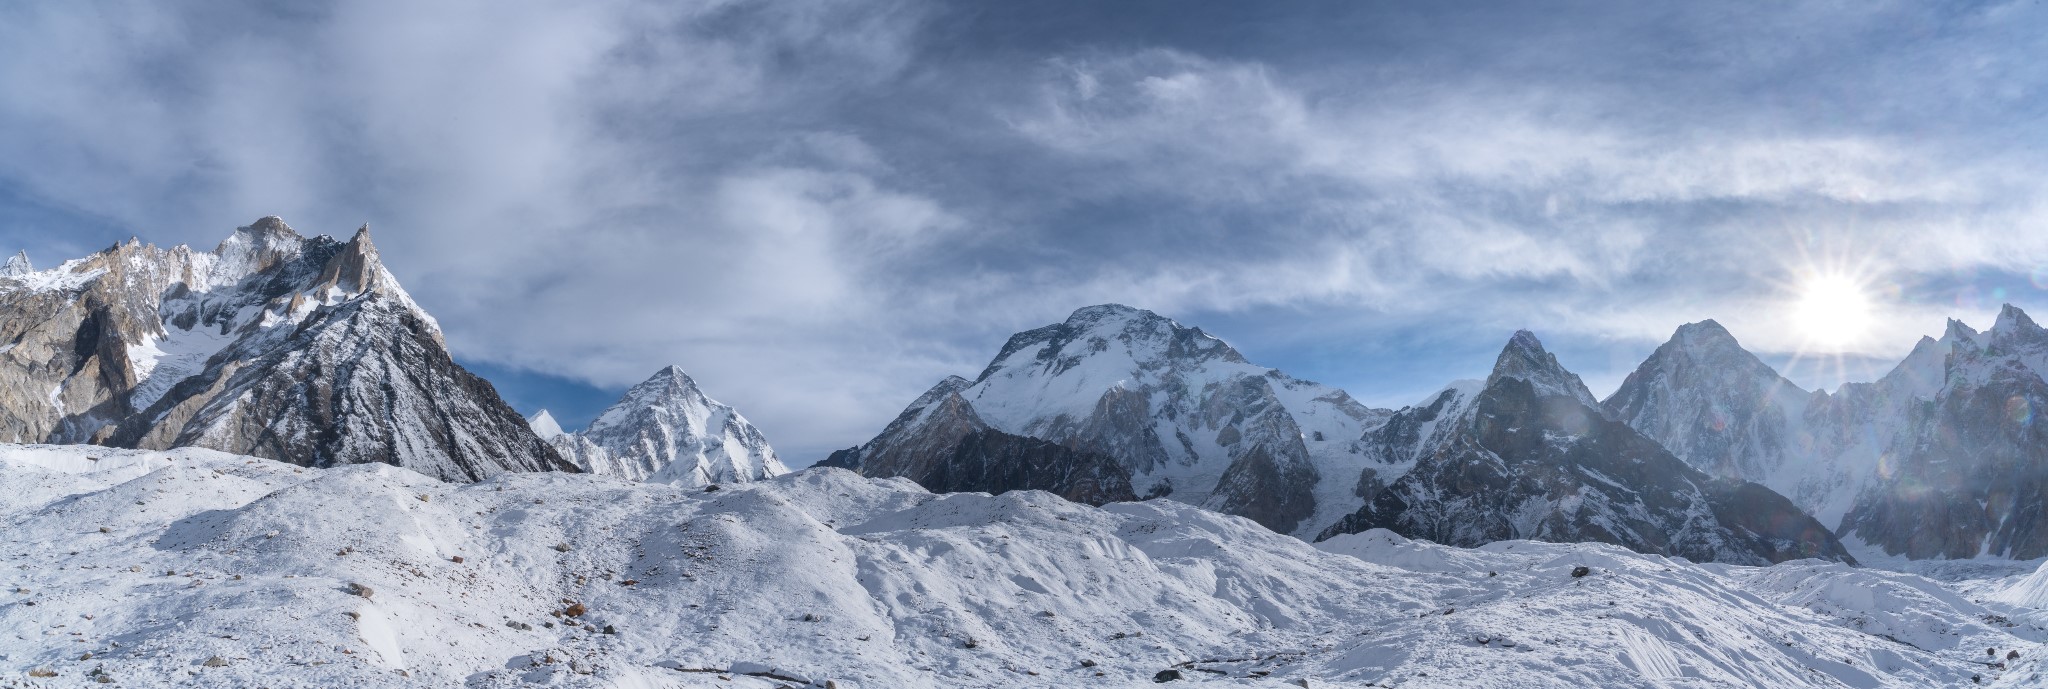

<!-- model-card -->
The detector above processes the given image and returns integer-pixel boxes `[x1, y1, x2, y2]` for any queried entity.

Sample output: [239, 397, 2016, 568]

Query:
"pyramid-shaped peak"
[527, 410, 566, 439]
[622, 366, 707, 402]
[1489, 330, 1599, 407]
[0, 250, 30, 277]
[1993, 303, 2040, 336]
[1671, 319, 1738, 345]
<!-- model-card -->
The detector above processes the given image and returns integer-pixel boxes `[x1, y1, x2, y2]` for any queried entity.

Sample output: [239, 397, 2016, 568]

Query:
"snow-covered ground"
[2, 444, 2044, 688]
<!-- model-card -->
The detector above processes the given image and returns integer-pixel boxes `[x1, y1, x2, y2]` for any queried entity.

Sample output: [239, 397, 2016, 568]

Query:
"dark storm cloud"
[2, 0, 2045, 461]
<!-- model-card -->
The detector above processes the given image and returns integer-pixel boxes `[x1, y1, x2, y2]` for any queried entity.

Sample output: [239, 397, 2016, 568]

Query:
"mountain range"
[2, 220, 2044, 563]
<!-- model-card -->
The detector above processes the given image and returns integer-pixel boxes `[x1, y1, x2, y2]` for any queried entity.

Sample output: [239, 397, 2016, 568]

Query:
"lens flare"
[1793, 274, 1873, 349]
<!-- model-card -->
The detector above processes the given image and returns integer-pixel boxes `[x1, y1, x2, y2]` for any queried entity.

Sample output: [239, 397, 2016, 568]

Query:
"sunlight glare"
[1793, 275, 1873, 349]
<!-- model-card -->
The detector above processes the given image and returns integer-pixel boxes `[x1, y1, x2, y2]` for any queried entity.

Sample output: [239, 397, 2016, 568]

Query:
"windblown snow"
[3, 444, 2043, 688]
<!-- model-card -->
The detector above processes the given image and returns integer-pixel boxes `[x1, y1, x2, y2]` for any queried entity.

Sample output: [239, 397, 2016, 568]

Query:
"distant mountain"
[1317, 330, 1853, 566]
[532, 366, 788, 486]
[828, 304, 1389, 536]
[1606, 308, 2048, 560]
[1840, 305, 2048, 559]
[0, 217, 571, 480]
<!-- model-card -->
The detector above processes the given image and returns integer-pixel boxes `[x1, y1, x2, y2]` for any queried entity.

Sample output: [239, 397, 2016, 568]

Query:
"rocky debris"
[1572, 566, 1591, 578]
[202, 656, 228, 667]
[561, 602, 587, 618]
[1153, 669, 1184, 682]
[346, 582, 373, 599]
[554, 542, 572, 552]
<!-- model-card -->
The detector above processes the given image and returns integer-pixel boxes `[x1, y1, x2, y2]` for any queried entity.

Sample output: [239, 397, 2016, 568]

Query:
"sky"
[3, 1, 2048, 465]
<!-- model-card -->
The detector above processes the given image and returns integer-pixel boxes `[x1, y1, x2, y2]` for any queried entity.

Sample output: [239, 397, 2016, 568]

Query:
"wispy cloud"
[2, 1, 2047, 460]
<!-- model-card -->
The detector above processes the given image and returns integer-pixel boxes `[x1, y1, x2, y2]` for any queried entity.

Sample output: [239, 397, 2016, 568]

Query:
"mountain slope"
[536, 366, 788, 486]
[831, 305, 1389, 536]
[1609, 306, 2048, 561]
[1841, 305, 2048, 559]
[1603, 320, 1818, 483]
[0, 217, 570, 480]
[1320, 331, 1852, 566]
[3, 444, 2038, 688]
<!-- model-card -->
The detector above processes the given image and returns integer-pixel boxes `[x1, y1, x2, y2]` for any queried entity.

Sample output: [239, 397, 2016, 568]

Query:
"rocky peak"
[1989, 304, 2042, 344]
[1488, 330, 1599, 408]
[1669, 319, 1741, 353]
[211, 216, 309, 286]
[1, 250, 30, 277]
[1943, 318, 1980, 346]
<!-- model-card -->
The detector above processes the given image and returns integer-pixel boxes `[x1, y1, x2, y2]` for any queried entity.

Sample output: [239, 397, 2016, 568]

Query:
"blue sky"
[4, 1, 2047, 464]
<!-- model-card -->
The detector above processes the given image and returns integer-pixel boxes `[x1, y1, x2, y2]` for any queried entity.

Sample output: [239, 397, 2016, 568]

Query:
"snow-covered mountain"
[1603, 320, 1818, 483]
[531, 366, 788, 486]
[0, 217, 569, 480]
[1840, 305, 2048, 559]
[1608, 307, 2048, 560]
[4, 444, 2042, 688]
[828, 304, 1390, 537]
[1319, 330, 1851, 566]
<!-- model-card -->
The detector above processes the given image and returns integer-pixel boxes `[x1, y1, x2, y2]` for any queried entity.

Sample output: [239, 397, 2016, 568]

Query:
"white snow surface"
[4, 444, 2045, 688]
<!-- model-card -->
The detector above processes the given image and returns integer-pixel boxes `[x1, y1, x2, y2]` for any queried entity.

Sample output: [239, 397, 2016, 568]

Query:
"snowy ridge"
[540, 366, 788, 486]
[0, 217, 566, 481]
[2, 445, 2043, 688]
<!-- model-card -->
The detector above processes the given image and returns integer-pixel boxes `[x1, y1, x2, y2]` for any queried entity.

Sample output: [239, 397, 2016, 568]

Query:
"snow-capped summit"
[1603, 320, 1815, 483]
[526, 410, 566, 439]
[1840, 303, 2048, 558]
[837, 304, 1390, 537]
[0, 217, 570, 480]
[545, 366, 788, 486]
[1487, 329, 1600, 408]
[1324, 328, 1852, 565]
[0, 250, 29, 277]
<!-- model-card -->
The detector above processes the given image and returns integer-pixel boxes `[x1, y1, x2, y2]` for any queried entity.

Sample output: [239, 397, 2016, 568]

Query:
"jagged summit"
[1991, 303, 2041, 340]
[1, 250, 29, 277]
[1487, 330, 1599, 407]
[0, 217, 569, 481]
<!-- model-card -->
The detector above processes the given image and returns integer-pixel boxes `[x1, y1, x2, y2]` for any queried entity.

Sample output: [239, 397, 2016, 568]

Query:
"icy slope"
[4, 444, 2044, 688]
[534, 366, 787, 486]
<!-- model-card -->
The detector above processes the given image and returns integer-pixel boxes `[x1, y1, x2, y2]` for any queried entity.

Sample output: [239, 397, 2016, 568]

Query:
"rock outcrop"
[0, 217, 571, 480]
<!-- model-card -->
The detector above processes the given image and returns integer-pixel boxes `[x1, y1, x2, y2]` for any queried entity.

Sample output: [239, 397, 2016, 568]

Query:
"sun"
[1792, 274, 1873, 349]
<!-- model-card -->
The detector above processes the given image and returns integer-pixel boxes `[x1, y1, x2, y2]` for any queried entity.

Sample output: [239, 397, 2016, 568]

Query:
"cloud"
[3, 1, 2048, 460]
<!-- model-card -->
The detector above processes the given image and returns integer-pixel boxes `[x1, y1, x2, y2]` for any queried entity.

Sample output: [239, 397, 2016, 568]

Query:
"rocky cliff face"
[1839, 305, 2048, 559]
[1604, 320, 1817, 483]
[533, 366, 787, 486]
[830, 305, 1390, 536]
[1319, 331, 1852, 566]
[821, 376, 1136, 505]
[0, 217, 571, 480]
[1607, 306, 2048, 560]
